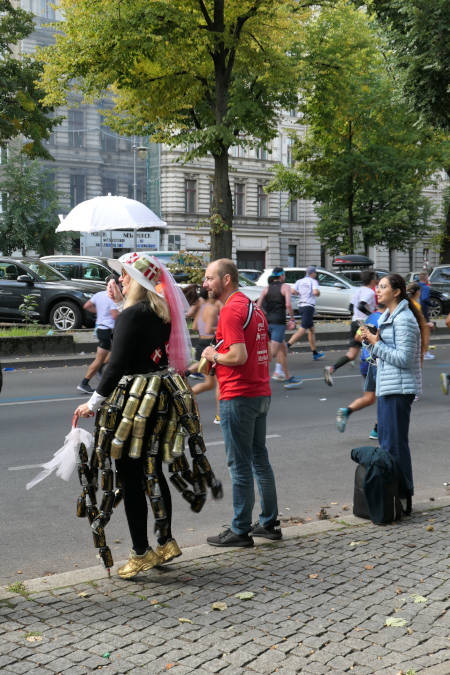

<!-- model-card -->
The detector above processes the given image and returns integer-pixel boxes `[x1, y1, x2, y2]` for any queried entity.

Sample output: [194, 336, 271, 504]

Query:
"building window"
[234, 182, 245, 216]
[288, 245, 297, 267]
[256, 145, 268, 160]
[286, 138, 294, 167]
[102, 177, 117, 195]
[32, 0, 56, 18]
[185, 179, 197, 214]
[68, 110, 84, 148]
[289, 199, 298, 221]
[70, 174, 86, 207]
[100, 123, 117, 152]
[209, 180, 214, 213]
[257, 185, 268, 218]
[168, 234, 181, 250]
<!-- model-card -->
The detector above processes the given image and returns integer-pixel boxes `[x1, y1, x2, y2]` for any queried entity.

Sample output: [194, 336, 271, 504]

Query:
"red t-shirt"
[214, 291, 271, 400]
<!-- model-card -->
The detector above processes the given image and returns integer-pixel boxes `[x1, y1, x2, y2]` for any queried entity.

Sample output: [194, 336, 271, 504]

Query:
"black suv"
[0, 258, 101, 330]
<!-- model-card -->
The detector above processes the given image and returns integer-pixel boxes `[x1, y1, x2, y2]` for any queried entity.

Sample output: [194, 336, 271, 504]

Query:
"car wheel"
[428, 297, 442, 320]
[49, 300, 82, 331]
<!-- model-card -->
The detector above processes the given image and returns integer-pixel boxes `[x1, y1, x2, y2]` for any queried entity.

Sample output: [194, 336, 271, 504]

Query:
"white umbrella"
[56, 195, 166, 233]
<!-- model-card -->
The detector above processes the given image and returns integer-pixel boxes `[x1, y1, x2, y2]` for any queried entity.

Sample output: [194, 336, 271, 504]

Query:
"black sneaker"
[249, 520, 282, 540]
[77, 382, 94, 394]
[207, 528, 254, 548]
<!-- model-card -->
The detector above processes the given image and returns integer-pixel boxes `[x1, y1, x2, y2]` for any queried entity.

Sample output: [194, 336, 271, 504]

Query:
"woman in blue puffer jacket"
[360, 274, 425, 514]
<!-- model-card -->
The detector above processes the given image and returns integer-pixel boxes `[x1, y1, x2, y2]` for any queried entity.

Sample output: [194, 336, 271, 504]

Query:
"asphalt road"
[1, 346, 449, 587]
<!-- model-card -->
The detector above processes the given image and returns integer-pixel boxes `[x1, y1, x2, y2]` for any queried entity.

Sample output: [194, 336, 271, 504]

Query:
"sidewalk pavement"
[1, 501, 449, 674]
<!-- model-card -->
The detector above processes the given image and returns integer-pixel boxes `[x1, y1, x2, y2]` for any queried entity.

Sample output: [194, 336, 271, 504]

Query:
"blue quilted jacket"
[372, 299, 422, 397]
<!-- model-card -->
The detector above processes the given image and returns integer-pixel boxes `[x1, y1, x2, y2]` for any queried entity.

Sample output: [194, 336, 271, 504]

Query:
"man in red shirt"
[202, 259, 281, 547]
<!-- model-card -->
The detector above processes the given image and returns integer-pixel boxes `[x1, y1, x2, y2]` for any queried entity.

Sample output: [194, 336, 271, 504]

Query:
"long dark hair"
[382, 273, 426, 356]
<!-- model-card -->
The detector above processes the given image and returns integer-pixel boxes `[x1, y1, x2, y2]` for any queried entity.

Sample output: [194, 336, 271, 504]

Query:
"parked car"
[238, 268, 262, 283]
[335, 269, 389, 285]
[41, 255, 111, 285]
[256, 267, 354, 317]
[237, 273, 264, 302]
[404, 269, 450, 319]
[0, 258, 100, 330]
[43, 251, 190, 283]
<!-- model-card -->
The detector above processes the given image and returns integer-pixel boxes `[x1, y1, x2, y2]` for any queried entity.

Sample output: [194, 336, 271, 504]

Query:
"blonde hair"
[124, 276, 171, 323]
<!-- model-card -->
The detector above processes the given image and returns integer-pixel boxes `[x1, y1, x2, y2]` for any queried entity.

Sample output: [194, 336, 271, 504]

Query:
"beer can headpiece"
[108, 252, 164, 298]
[108, 252, 192, 373]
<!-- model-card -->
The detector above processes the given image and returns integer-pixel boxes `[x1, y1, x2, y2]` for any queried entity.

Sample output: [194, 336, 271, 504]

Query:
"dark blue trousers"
[377, 394, 415, 497]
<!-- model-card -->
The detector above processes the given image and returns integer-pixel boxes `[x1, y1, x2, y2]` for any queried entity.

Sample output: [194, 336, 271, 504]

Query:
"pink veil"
[157, 260, 192, 373]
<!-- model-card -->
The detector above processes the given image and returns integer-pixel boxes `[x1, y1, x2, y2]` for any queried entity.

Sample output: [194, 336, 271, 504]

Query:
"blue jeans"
[377, 394, 414, 497]
[219, 396, 278, 535]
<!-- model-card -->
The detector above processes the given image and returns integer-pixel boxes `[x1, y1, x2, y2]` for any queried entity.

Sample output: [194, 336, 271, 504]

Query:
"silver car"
[256, 267, 354, 317]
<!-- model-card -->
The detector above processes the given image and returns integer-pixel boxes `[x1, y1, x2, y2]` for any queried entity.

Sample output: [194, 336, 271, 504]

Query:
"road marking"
[7, 434, 282, 470]
[206, 433, 280, 447]
[0, 395, 85, 407]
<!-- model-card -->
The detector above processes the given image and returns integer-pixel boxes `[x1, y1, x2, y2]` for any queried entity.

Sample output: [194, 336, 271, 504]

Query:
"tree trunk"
[347, 121, 354, 253]
[440, 169, 450, 263]
[211, 150, 233, 260]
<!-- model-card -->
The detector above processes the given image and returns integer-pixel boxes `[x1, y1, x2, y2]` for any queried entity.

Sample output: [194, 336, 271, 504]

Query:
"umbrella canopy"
[56, 195, 166, 233]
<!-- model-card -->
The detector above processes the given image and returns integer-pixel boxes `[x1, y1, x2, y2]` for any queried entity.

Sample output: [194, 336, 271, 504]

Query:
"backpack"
[353, 463, 402, 524]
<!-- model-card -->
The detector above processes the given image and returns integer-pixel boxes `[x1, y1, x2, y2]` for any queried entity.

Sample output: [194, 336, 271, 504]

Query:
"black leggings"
[115, 450, 172, 554]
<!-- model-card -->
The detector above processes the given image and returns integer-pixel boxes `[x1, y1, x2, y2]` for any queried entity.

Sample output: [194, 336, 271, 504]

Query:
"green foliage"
[6, 581, 29, 598]
[18, 294, 39, 324]
[268, 2, 446, 254]
[168, 250, 206, 284]
[0, 1, 61, 158]
[371, 0, 450, 132]
[0, 150, 61, 256]
[40, 0, 306, 258]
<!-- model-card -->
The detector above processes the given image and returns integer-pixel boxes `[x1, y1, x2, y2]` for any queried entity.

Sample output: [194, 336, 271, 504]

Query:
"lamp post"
[132, 136, 148, 250]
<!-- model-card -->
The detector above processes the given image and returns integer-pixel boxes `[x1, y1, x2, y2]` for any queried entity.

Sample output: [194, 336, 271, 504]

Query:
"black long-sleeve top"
[97, 301, 171, 398]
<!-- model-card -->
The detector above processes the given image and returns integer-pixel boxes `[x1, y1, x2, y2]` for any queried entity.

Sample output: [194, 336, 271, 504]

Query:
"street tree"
[267, 3, 444, 255]
[0, 0, 60, 158]
[370, 0, 450, 261]
[39, 0, 308, 259]
[0, 150, 61, 256]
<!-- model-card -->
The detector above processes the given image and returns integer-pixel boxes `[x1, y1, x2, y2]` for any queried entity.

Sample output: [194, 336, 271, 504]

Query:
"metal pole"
[133, 136, 137, 251]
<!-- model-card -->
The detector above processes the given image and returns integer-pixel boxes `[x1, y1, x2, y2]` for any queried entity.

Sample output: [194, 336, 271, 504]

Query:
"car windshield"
[336, 272, 360, 285]
[238, 274, 255, 287]
[23, 260, 66, 281]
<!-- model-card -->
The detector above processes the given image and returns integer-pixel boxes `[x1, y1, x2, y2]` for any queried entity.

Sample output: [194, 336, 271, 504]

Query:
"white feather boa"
[26, 425, 94, 490]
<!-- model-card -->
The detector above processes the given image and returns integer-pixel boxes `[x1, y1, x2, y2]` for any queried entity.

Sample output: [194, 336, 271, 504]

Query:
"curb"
[2, 496, 449, 600]
[4, 335, 450, 371]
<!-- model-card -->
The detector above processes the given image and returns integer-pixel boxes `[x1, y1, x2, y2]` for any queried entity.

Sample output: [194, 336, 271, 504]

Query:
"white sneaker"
[272, 373, 286, 381]
[424, 352, 435, 360]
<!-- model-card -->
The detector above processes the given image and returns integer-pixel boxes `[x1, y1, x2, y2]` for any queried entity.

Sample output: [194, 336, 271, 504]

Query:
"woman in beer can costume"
[74, 252, 223, 579]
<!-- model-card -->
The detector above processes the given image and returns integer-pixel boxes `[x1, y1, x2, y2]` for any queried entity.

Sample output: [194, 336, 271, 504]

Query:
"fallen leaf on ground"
[364, 565, 374, 570]
[331, 502, 338, 505]
[212, 601, 227, 611]
[342, 505, 350, 511]
[150, 599, 159, 605]
[26, 635, 42, 643]
[349, 541, 368, 547]
[235, 592, 255, 600]
[78, 592, 89, 598]
[16, 570, 23, 574]
[166, 664, 176, 670]
[178, 618, 192, 624]
[270, 645, 278, 649]
[385, 617, 407, 627]
[395, 588, 402, 594]
[426, 525, 434, 531]
[410, 594, 427, 603]
[308, 574, 319, 579]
